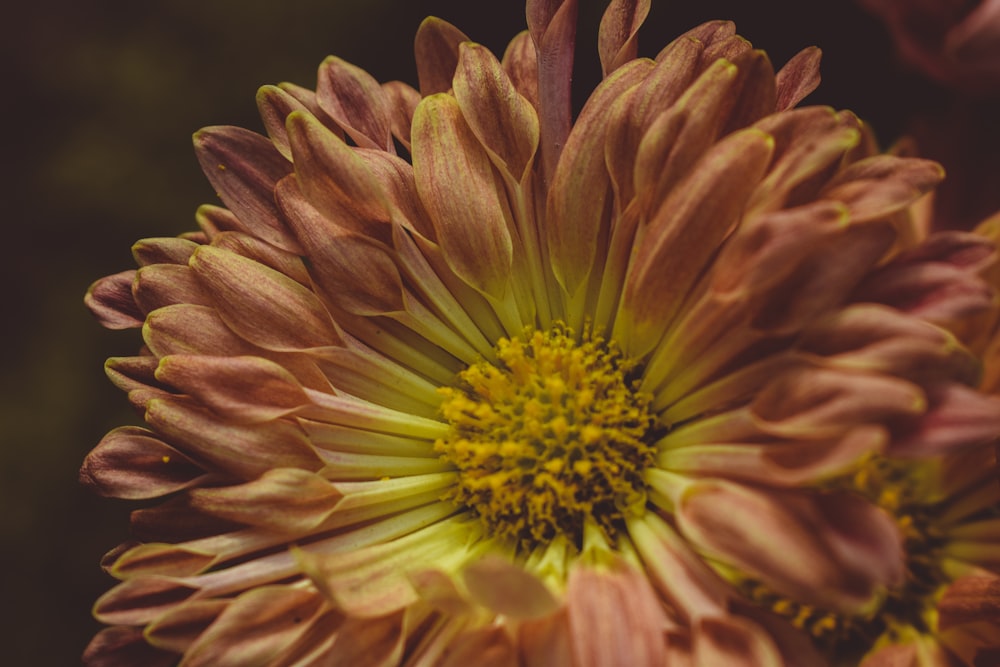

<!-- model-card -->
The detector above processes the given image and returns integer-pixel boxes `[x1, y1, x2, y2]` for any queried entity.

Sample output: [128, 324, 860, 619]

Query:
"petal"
[94, 576, 199, 626]
[821, 155, 944, 223]
[79, 426, 206, 500]
[85, 270, 143, 329]
[192, 126, 299, 253]
[190, 245, 342, 352]
[463, 556, 560, 619]
[145, 599, 229, 654]
[526, 0, 578, 181]
[188, 468, 342, 533]
[893, 383, 1000, 456]
[133, 264, 212, 314]
[326, 612, 406, 667]
[145, 397, 323, 479]
[275, 177, 406, 317]
[82, 626, 176, 667]
[502, 31, 539, 108]
[454, 42, 539, 182]
[547, 58, 652, 296]
[411, 93, 513, 299]
[414, 16, 470, 95]
[937, 575, 1000, 630]
[598, 0, 650, 76]
[692, 615, 784, 667]
[285, 110, 396, 242]
[440, 626, 518, 667]
[774, 47, 822, 110]
[316, 56, 394, 152]
[566, 560, 668, 667]
[156, 354, 310, 424]
[132, 237, 200, 267]
[751, 367, 926, 439]
[675, 480, 904, 613]
[382, 80, 421, 151]
[107, 542, 218, 579]
[181, 586, 325, 667]
[626, 511, 732, 619]
[620, 127, 775, 357]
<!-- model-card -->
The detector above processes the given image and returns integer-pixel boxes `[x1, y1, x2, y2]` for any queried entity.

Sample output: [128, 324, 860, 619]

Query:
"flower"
[859, 0, 1000, 93]
[82, 0, 1000, 664]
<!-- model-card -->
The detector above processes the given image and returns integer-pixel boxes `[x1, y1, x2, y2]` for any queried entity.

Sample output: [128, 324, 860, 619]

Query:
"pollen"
[435, 323, 655, 551]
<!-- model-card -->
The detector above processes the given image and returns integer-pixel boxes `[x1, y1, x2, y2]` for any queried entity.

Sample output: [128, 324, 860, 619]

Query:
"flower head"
[83, 1, 1000, 664]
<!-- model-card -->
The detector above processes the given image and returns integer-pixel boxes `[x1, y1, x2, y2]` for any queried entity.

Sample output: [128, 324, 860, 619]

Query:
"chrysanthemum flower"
[82, 0, 1000, 664]
[859, 0, 1000, 93]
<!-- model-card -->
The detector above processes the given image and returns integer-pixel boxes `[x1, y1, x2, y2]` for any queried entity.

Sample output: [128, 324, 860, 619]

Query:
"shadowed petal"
[598, 0, 650, 76]
[80, 426, 206, 500]
[675, 480, 904, 613]
[316, 56, 394, 152]
[414, 16, 470, 95]
[188, 468, 343, 533]
[181, 586, 325, 667]
[86, 270, 143, 329]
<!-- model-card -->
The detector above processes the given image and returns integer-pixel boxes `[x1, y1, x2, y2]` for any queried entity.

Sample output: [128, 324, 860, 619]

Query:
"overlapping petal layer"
[83, 1, 1000, 665]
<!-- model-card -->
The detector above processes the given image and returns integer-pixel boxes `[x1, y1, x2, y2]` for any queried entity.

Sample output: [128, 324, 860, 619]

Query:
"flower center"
[741, 455, 949, 660]
[434, 323, 656, 552]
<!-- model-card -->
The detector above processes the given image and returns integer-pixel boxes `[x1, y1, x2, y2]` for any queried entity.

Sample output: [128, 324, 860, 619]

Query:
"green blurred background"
[1, 1, 949, 663]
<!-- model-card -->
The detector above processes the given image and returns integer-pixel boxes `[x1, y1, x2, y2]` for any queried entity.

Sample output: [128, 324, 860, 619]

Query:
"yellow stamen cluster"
[435, 324, 655, 551]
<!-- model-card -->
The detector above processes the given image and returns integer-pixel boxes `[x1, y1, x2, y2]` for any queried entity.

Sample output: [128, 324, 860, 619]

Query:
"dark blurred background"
[0, 1, 953, 664]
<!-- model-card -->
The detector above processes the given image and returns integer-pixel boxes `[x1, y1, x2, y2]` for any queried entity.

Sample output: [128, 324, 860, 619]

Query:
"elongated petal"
[621, 127, 775, 356]
[94, 576, 200, 626]
[145, 599, 229, 654]
[285, 110, 396, 241]
[598, 0, 650, 76]
[414, 17, 470, 95]
[189, 468, 342, 533]
[275, 177, 406, 317]
[80, 426, 205, 500]
[132, 237, 200, 267]
[774, 47, 822, 110]
[566, 560, 667, 667]
[937, 575, 1000, 629]
[83, 626, 176, 667]
[155, 354, 310, 423]
[547, 59, 651, 296]
[454, 42, 539, 181]
[316, 56, 393, 152]
[108, 542, 218, 579]
[326, 612, 406, 667]
[527, 0, 577, 182]
[412, 93, 513, 298]
[675, 480, 904, 613]
[193, 126, 299, 252]
[146, 397, 323, 479]
[181, 586, 324, 667]
[133, 264, 211, 314]
[382, 80, 421, 150]
[440, 626, 518, 667]
[190, 245, 342, 351]
[86, 270, 143, 329]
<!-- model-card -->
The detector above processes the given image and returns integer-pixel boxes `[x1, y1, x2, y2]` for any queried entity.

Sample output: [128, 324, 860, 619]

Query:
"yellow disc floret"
[435, 323, 655, 551]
